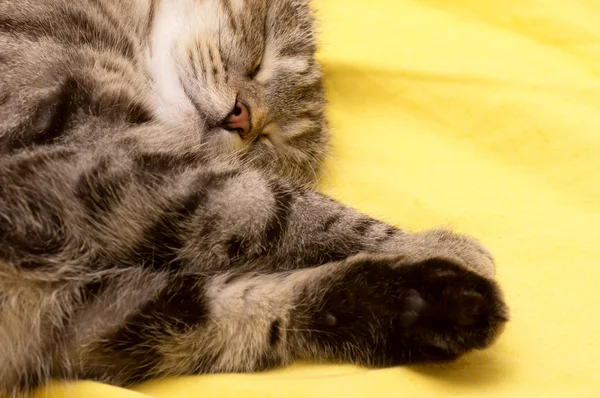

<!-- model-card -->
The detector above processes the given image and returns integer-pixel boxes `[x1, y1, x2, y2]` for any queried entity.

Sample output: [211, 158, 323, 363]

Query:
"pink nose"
[222, 102, 251, 137]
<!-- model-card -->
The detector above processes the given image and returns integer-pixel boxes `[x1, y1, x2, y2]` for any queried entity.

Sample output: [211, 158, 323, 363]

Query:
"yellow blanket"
[34, 0, 600, 396]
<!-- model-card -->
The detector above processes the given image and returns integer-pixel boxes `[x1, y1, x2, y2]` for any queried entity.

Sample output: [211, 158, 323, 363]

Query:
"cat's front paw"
[400, 230, 497, 278]
[297, 255, 508, 367]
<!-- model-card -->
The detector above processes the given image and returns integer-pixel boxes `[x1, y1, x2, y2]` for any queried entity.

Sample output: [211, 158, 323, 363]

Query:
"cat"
[0, 0, 508, 395]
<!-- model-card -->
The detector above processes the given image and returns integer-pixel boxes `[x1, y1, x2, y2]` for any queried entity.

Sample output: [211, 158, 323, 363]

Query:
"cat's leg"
[82, 253, 507, 385]
[0, 143, 507, 391]
[0, 143, 495, 282]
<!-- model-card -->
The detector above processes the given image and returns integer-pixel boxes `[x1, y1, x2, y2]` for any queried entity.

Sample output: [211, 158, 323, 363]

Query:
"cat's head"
[150, 0, 328, 185]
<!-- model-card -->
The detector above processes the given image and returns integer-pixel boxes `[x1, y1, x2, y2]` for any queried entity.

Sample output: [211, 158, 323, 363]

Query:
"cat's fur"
[0, 0, 508, 395]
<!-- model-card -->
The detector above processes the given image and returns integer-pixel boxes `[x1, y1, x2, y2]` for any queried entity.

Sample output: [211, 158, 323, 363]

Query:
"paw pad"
[324, 313, 337, 326]
[400, 289, 427, 327]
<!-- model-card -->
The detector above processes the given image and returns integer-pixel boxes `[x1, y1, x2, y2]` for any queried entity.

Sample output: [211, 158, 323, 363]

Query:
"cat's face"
[150, 0, 328, 185]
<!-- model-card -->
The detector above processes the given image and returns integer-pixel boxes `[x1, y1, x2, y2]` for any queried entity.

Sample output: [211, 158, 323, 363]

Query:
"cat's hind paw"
[395, 258, 509, 363]
[298, 255, 508, 366]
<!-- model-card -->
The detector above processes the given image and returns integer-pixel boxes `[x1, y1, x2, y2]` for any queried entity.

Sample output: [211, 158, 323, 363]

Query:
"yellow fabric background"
[33, 0, 600, 396]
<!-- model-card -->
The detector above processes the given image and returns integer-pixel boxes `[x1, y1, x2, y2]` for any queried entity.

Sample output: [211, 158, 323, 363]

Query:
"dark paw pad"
[297, 256, 508, 367]
[399, 258, 509, 361]
[400, 289, 427, 327]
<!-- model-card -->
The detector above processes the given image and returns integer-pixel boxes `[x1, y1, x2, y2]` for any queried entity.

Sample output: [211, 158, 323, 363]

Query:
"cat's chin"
[203, 128, 248, 158]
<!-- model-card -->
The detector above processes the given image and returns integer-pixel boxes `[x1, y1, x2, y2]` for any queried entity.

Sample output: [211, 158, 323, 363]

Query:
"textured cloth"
[33, 0, 600, 396]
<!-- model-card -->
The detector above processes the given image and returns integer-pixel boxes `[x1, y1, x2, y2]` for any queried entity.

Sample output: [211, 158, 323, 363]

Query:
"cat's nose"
[222, 102, 251, 137]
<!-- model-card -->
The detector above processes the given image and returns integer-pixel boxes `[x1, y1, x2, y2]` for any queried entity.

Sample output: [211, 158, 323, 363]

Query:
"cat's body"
[0, 0, 508, 395]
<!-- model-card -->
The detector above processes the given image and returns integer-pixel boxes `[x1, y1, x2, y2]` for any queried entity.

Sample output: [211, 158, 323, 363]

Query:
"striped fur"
[0, 0, 508, 395]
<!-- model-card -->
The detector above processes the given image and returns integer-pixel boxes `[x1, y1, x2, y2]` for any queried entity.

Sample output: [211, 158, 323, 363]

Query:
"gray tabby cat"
[0, 0, 509, 395]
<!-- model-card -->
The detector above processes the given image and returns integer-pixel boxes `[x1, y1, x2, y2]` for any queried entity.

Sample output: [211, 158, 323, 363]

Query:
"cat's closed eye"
[248, 60, 262, 79]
